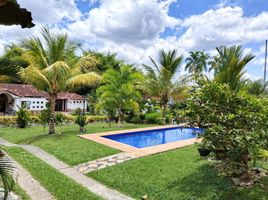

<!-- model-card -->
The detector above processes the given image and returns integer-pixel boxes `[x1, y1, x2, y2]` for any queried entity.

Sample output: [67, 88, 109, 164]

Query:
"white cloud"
[18, 0, 82, 24]
[0, 1, 267, 81]
[178, 7, 268, 51]
[68, 0, 180, 47]
[244, 72, 261, 81]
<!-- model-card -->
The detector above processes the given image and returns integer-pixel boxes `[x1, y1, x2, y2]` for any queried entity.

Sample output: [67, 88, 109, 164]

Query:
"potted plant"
[197, 138, 211, 157]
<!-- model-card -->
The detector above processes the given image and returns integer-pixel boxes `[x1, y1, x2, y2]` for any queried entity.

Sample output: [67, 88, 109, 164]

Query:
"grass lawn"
[89, 145, 268, 200]
[3, 146, 102, 200]
[0, 123, 152, 165]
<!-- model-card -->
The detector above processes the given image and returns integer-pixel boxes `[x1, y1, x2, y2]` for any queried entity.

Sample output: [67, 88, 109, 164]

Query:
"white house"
[0, 83, 87, 115]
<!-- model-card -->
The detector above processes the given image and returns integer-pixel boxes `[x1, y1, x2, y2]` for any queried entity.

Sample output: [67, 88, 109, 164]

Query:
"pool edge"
[79, 124, 201, 158]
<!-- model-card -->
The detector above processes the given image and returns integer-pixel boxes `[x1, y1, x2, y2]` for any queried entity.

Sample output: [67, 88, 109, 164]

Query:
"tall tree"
[143, 49, 188, 124]
[0, 59, 21, 82]
[86, 51, 122, 73]
[20, 27, 101, 134]
[0, 45, 28, 83]
[97, 65, 142, 126]
[211, 45, 255, 90]
[185, 51, 209, 76]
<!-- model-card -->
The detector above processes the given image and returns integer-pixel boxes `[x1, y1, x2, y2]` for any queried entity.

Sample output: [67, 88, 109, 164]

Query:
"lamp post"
[264, 40, 268, 83]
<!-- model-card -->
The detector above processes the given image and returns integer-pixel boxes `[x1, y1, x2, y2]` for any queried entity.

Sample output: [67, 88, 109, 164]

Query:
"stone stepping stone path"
[75, 152, 137, 173]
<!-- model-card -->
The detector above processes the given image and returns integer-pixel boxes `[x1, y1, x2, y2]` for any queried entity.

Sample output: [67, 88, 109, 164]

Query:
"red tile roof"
[0, 83, 84, 100]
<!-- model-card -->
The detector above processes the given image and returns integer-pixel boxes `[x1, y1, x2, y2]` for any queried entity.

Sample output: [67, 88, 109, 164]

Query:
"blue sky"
[1, 0, 268, 80]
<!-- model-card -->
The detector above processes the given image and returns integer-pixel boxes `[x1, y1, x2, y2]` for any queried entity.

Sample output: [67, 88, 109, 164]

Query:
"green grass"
[3, 146, 102, 200]
[89, 145, 268, 200]
[0, 123, 152, 165]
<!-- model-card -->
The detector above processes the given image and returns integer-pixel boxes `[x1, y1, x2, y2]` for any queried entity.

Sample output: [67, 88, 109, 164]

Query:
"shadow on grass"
[163, 164, 231, 200]
[165, 163, 268, 200]
[17, 133, 69, 144]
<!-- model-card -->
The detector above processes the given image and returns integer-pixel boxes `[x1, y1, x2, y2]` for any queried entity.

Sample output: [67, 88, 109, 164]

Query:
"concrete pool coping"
[79, 125, 201, 158]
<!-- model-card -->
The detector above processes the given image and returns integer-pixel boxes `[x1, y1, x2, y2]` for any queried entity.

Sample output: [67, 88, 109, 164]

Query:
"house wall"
[3, 94, 87, 113]
[66, 99, 87, 111]
[15, 97, 48, 111]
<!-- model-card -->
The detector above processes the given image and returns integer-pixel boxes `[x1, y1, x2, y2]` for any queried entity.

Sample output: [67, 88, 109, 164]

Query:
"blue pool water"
[103, 127, 203, 148]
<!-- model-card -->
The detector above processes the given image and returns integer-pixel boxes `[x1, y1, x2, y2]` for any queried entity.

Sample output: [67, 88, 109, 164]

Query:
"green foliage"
[185, 51, 209, 76]
[144, 112, 163, 124]
[0, 116, 17, 127]
[97, 65, 142, 125]
[16, 105, 30, 128]
[75, 115, 87, 128]
[74, 108, 82, 115]
[20, 26, 100, 134]
[245, 79, 268, 97]
[86, 51, 122, 73]
[0, 150, 18, 200]
[55, 113, 64, 125]
[39, 107, 51, 128]
[142, 49, 189, 123]
[180, 81, 268, 176]
[86, 116, 107, 123]
[211, 45, 255, 91]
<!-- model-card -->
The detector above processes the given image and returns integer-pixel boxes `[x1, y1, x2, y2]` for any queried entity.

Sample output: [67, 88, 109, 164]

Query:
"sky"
[0, 0, 268, 80]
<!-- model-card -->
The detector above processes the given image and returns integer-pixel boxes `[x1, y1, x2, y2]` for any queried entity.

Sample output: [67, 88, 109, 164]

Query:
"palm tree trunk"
[48, 94, 57, 134]
[162, 103, 167, 125]
[118, 104, 122, 127]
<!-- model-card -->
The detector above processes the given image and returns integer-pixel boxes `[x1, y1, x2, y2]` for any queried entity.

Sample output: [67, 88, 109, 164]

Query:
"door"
[0, 94, 8, 112]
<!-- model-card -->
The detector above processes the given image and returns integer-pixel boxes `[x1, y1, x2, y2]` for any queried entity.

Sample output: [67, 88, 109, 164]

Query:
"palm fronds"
[0, 150, 18, 200]
[213, 45, 255, 90]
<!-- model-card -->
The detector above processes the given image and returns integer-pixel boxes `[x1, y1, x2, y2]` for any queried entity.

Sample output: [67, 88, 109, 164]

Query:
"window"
[22, 101, 31, 109]
[41, 106, 43, 108]
[77, 101, 79, 103]
[37, 101, 39, 104]
[73, 101, 75, 103]
[32, 106, 35, 109]
[33, 101, 35, 104]
[37, 106, 39, 108]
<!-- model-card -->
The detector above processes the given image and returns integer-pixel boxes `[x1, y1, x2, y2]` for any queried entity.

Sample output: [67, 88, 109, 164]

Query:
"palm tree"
[97, 65, 142, 126]
[20, 27, 101, 134]
[143, 49, 188, 124]
[185, 51, 209, 76]
[212, 45, 255, 90]
[0, 150, 18, 200]
[0, 59, 21, 82]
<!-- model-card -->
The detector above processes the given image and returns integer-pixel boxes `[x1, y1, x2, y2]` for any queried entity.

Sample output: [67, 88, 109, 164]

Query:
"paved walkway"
[75, 152, 137, 173]
[10, 156, 55, 200]
[0, 138, 134, 200]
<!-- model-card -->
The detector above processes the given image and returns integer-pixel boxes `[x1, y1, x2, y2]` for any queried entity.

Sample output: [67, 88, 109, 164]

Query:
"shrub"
[64, 115, 76, 123]
[86, 115, 107, 123]
[16, 105, 30, 128]
[145, 113, 162, 124]
[39, 108, 51, 129]
[0, 116, 16, 127]
[74, 108, 82, 115]
[55, 113, 64, 125]
[29, 116, 41, 124]
[180, 82, 268, 177]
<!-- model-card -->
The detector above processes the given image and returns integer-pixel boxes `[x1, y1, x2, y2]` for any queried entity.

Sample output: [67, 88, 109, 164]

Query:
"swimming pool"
[103, 127, 203, 148]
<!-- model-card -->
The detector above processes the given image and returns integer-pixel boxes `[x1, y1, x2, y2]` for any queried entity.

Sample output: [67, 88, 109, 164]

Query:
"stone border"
[80, 125, 200, 158]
